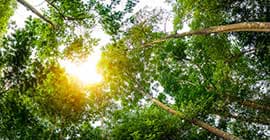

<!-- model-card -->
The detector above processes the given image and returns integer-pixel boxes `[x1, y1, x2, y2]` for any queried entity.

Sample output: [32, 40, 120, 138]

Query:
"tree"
[98, 37, 239, 140]
[0, 0, 138, 139]
[0, 0, 269, 139]
[97, 1, 270, 139]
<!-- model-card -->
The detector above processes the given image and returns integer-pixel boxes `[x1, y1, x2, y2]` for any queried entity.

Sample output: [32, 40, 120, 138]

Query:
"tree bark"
[144, 22, 270, 47]
[17, 0, 55, 27]
[151, 97, 240, 140]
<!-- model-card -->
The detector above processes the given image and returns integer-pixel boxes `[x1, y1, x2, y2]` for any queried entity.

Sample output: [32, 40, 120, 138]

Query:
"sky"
[12, 0, 174, 41]
[12, 0, 174, 85]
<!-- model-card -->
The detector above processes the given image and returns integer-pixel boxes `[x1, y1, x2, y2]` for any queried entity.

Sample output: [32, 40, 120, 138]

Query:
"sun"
[60, 49, 102, 85]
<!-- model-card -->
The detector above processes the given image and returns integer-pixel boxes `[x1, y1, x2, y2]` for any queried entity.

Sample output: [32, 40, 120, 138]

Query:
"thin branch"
[44, 0, 65, 19]
[215, 112, 270, 126]
[17, 0, 55, 27]
[224, 94, 270, 112]
[45, 0, 90, 21]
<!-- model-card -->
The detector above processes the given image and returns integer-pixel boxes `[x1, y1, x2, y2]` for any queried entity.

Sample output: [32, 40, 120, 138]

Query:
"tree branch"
[216, 112, 270, 126]
[133, 79, 239, 140]
[224, 94, 270, 112]
[44, 0, 87, 21]
[17, 0, 55, 27]
[150, 96, 240, 140]
[143, 22, 270, 47]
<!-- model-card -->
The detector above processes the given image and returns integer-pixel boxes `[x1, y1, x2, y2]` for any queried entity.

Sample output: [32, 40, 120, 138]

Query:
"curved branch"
[133, 79, 240, 140]
[151, 97, 240, 140]
[143, 22, 270, 47]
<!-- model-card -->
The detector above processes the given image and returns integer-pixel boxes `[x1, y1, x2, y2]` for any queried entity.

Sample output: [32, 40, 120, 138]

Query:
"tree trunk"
[151, 98, 240, 140]
[17, 0, 55, 27]
[144, 22, 270, 47]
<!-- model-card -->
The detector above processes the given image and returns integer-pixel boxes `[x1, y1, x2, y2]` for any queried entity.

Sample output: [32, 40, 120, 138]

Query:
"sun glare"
[60, 50, 102, 85]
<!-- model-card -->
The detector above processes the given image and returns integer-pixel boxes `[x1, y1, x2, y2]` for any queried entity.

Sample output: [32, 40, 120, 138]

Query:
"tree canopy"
[0, 0, 269, 139]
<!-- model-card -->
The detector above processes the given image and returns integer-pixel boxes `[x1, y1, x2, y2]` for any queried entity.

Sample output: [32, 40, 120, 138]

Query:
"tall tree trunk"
[17, 0, 55, 27]
[144, 22, 270, 47]
[151, 98, 240, 140]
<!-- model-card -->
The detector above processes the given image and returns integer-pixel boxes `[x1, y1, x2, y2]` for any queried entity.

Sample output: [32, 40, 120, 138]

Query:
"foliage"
[110, 106, 191, 140]
[0, 0, 269, 139]
[63, 35, 98, 62]
[0, 0, 16, 39]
